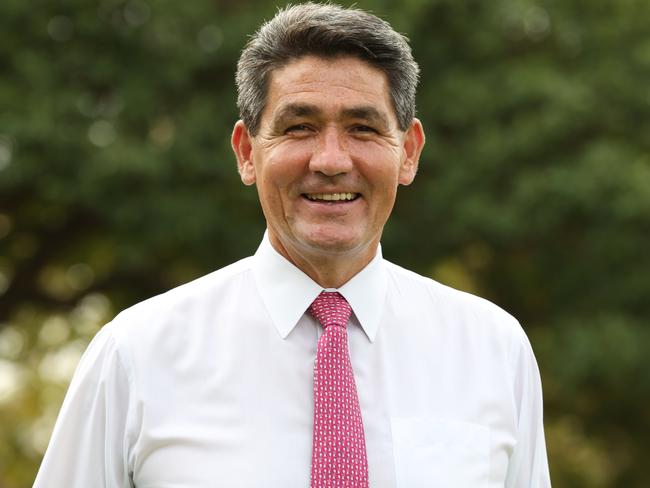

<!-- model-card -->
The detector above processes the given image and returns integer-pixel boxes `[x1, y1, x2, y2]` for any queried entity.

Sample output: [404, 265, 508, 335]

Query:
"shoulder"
[382, 259, 538, 385]
[383, 259, 525, 342]
[106, 256, 255, 346]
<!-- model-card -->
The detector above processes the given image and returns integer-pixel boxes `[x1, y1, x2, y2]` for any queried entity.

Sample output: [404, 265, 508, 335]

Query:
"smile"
[304, 192, 360, 202]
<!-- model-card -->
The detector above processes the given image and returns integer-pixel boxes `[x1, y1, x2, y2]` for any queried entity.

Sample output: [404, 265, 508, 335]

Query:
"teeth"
[306, 192, 358, 201]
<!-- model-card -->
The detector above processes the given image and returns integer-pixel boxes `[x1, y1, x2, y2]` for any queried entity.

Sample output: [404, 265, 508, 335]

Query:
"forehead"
[262, 56, 395, 123]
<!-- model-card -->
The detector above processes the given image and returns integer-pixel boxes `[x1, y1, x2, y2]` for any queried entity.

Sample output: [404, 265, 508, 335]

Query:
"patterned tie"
[309, 291, 369, 488]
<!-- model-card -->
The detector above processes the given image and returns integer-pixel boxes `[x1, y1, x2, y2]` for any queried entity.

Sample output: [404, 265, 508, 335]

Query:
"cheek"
[263, 145, 312, 187]
[349, 141, 402, 178]
[256, 184, 286, 222]
[359, 163, 402, 195]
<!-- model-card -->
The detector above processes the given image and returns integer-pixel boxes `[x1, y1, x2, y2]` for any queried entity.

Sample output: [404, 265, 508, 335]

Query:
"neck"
[268, 234, 378, 289]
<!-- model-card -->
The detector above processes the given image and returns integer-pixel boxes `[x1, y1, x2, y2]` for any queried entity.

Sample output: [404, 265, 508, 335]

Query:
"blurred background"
[1, 0, 649, 486]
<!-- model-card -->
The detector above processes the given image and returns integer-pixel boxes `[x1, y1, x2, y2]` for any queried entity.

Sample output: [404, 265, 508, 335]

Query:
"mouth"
[303, 192, 360, 202]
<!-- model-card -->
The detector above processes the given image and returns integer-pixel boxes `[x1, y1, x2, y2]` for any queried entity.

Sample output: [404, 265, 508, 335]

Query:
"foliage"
[1, 0, 649, 486]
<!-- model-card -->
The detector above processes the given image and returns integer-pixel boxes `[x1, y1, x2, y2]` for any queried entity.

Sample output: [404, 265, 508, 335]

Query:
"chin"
[301, 233, 367, 256]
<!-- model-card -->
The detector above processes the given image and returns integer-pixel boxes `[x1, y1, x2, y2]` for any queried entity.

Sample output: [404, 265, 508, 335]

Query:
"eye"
[285, 124, 314, 134]
[351, 125, 378, 134]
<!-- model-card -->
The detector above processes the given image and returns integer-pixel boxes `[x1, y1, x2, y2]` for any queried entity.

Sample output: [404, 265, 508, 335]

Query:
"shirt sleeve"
[33, 324, 136, 488]
[505, 328, 552, 488]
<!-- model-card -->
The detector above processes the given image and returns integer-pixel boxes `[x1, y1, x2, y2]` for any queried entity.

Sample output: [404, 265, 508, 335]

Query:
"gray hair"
[236, 2, 419, 135]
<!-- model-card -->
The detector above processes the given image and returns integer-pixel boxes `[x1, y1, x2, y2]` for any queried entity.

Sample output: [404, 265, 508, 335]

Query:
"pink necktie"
[309, 291, 369, 488]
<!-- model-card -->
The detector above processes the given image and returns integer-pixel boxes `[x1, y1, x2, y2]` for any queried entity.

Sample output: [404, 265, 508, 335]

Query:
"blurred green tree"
[1, 0, 649, 486]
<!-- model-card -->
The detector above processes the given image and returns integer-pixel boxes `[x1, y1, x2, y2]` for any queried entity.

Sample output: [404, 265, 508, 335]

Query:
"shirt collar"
[252, 231, 387, 342]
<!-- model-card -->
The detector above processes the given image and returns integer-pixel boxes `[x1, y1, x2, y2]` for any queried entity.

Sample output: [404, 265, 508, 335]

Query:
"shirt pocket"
[391, 417, 490, 488]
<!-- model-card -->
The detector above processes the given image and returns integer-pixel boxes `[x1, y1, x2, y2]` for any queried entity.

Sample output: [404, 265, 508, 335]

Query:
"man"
[34, 3, 550, 487]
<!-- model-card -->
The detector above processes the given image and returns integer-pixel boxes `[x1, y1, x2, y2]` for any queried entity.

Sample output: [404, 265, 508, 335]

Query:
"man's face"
[232, 56, 424, 268]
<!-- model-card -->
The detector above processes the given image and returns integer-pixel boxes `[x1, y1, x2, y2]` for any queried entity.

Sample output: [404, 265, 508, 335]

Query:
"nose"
[308, 127, 353, 176]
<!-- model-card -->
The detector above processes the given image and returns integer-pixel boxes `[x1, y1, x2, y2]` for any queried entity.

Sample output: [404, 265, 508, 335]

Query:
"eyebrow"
[272, 103, 321, 128]
[271, 103, 391, 130]
[340, 106, 390, 129]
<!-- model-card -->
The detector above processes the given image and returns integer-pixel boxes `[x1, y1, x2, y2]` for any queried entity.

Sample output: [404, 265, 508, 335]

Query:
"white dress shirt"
[34, 234, 550, 487]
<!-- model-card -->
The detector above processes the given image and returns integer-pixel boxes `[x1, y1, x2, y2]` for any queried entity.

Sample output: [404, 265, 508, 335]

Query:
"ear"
[231, 120, 256, 186]
[398, 118, 425, 186]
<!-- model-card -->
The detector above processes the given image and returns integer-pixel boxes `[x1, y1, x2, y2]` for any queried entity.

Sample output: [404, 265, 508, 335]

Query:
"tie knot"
[308, 291, 352, 329]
